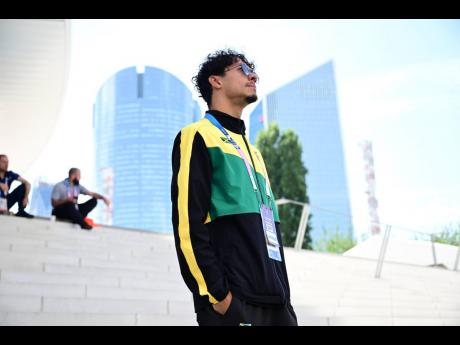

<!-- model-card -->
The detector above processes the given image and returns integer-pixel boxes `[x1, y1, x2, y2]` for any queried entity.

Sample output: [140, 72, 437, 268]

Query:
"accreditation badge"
[260, 204, 282, 262]
[0, 197, 7, 212]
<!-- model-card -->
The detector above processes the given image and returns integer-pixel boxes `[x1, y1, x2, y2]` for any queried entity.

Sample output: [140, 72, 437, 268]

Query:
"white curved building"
[0, 19, 71, 172]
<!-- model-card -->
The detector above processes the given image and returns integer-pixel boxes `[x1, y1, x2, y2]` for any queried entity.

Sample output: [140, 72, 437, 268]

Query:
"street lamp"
[275, 198, 310, 251]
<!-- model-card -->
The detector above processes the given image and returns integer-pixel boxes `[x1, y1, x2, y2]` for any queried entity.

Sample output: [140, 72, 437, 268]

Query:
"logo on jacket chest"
[220, 136, 232, 144]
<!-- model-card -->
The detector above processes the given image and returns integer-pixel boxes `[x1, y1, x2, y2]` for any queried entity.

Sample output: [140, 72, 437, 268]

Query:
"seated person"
[0, 154, 34, 218]
[51, 168, 110, 230]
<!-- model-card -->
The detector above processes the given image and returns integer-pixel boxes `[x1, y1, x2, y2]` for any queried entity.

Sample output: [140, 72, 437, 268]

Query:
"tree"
[255, 122, 312, 249]
[432, 222, 460, 246]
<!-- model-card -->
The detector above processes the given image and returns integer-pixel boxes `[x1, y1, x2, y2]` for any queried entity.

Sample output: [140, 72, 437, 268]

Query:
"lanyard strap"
[66, 180, 78, 198]
[205, 113, 271, 199]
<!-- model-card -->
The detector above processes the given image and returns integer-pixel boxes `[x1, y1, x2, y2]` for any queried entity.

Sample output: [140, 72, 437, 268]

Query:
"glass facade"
[29, 179, 54, 217]
[249, 101, 264, 144]
[249, 61, 352, 242]
[93, 66, 201, 232]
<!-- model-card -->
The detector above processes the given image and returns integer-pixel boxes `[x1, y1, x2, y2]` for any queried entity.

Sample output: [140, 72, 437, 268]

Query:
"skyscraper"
[29, 179, 54, 218]
[93, 66, 201, 232]
[249, 61, 352, 243]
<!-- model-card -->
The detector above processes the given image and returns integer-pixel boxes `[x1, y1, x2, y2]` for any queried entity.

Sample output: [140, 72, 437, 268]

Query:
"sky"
[24, 19, 460, 241]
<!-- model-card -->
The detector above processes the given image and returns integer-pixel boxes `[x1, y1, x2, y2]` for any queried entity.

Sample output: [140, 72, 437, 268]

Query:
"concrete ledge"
[329, 317, 392, 326]
[0, 256, 43, 272]
[0, 252, 79, 266]
[0, 282, 85, 298]
[136, 313, 196, 326]
[86, 286, 192, 303]
[393, 317, 444, 326]
[0, 312, 136, 326]
[9, 244, 110, 261]
[0, 270, 119, 287]
[80, 258, 168, 273]
[44, 263, 148, 280]
[43, 297, 167, 314]
[0, 296, 42, 312]
[0, 235, 47, 248]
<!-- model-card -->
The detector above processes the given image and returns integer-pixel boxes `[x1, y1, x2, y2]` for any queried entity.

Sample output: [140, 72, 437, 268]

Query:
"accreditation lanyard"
[205, 113, 282, 261]
[66, 181, 78, 198]
[66, 180, 79, 210]
[205, 113, 270, 200]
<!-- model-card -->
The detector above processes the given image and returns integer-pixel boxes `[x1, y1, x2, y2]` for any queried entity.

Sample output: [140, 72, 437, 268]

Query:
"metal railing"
[375, 224, 392, 278]
[275, 198, 310, 251]
[373, 222, 460, 277]
[274, 198, 460, 277]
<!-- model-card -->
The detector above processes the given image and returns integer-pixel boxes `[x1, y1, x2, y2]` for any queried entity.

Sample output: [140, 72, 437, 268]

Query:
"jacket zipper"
[241, 131, 287, 304]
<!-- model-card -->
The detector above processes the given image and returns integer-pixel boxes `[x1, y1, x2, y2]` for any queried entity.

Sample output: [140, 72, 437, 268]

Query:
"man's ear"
[208, 75, 222, 89]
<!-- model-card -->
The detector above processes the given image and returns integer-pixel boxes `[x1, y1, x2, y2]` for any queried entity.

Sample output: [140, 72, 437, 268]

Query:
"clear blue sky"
[26, 19, 460, 239]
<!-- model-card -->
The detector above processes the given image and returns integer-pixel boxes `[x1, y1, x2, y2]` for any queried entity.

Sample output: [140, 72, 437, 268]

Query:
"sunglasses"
[225, 63, 258, 82]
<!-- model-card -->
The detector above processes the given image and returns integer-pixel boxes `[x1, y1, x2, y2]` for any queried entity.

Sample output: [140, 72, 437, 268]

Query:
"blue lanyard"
[65, 180, 79, 198]
[205, 113, 271, 199]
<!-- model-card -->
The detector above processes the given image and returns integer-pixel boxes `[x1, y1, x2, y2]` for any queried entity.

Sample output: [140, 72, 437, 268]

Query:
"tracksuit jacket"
[171, 110, 292, 312]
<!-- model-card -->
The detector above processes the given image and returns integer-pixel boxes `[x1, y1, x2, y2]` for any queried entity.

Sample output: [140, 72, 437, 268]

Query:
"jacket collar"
[206, 110, 246, 135]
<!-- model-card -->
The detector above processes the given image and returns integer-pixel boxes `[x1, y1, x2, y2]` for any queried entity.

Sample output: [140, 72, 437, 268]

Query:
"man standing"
[51, 168, 110, 230]
[0, 154, 34, 218]
[171, 50, 297, 326]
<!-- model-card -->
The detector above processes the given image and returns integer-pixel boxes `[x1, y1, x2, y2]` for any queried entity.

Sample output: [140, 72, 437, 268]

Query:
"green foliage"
[315, 226, 357, 254]
[255, 122, 312, 249]
[432, 223, 460, 246]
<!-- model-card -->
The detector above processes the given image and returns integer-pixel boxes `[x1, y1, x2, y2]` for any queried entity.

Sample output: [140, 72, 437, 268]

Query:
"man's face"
[222, 58, 258, 106]
[0, 156, 9, 172]
[71, 170, 81, 183]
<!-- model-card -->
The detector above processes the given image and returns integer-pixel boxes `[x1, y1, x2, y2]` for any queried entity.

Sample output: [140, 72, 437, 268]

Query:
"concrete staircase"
[0, 215, 194, 325]
[1, 215, 460, 326]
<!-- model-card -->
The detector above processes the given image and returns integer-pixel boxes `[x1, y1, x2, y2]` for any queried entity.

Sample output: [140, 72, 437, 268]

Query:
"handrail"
[274, 199, 460, 276]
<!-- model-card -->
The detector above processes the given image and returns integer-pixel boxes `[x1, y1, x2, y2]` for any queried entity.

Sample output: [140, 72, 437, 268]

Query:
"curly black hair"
[192, 49, 255, 107]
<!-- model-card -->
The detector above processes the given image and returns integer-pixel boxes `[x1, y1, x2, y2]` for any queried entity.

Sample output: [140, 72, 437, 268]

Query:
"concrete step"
[0, 312, 136, 326]
[1, 215, 459, 326]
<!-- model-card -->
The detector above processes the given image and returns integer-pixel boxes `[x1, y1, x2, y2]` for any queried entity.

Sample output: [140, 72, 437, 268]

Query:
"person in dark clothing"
[51, 168, 110, 230]
[171, 49, 297, 326]
[0, 154, 34, 218]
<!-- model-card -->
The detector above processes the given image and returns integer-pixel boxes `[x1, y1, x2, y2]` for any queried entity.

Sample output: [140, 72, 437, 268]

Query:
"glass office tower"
[29, 179, 54, 218]
[94, 66, 201, 232]
[249, 61, 352, 242]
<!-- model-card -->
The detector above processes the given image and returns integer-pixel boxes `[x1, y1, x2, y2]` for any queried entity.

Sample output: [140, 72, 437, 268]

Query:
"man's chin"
[245, 94, 258, 105]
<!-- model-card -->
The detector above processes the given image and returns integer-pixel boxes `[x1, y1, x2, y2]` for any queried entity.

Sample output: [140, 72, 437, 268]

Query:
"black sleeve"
[171, 129, 229, 304]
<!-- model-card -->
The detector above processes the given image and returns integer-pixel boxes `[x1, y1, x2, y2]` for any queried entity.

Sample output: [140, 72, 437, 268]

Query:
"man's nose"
[248, 72, 258, 83]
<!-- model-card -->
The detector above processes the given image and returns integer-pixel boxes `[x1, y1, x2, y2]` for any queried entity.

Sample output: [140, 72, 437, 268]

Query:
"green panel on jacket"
[207, 147, 280, 222]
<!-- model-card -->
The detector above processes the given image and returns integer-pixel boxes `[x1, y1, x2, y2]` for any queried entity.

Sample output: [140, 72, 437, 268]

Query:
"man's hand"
[212, 291, 233, 316]
[0, 183, 8, 195]
[88, 192, 110, 207]
[102, 196, 111, 207]
[22, 196, 29, 208]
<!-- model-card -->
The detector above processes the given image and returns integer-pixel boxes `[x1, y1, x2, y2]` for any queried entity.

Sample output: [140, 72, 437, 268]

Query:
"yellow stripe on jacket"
[177, 125, 219, 305]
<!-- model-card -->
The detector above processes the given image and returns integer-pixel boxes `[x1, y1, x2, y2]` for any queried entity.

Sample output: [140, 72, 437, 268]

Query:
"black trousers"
[52, 198, 97, 227]
[7, 183, 27, 212]
[196, 296, 298, 326]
